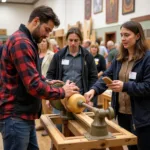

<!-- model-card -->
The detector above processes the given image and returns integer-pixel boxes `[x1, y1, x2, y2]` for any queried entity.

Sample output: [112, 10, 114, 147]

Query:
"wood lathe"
[41, 93, 137, 150]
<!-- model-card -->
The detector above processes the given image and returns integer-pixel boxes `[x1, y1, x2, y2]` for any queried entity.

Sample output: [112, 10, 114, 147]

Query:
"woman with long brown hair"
[84, 21, 150, 150]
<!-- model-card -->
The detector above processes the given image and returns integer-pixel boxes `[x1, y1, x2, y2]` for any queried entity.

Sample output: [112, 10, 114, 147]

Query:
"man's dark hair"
[28, 5, 60, 27]
[66, 27, 83, 43]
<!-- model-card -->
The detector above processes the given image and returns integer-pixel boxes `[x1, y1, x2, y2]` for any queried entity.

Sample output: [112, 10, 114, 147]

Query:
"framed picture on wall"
[93, 0, 103, 14]
[122, 0, 135, 15]
[106, 0, 119, 24]
[85, 0, 92, 20]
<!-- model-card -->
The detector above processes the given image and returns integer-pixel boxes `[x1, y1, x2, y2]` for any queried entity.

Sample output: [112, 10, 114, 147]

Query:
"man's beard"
[32, 26, 43, 43]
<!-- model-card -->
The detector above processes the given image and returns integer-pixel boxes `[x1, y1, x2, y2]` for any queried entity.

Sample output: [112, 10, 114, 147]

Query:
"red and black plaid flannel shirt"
[0, 24, 65, 120]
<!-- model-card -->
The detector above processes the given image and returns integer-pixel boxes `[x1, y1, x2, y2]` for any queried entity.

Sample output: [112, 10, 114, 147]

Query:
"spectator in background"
[46, 27, 98, 122]
[101, 40, 109, 52]
[0, 39, 3, 46]
[100, 40, 105, 46]
[107, 40, 118, 68]
[96, 37, 108, 63]
[115, 42, 121, 51]
[39, 39, 54, 76]
[36, 38, 54, 136]
[90, 43, 106, 78]
[49, 38, 59, 53]
[82, 39, 91, 51]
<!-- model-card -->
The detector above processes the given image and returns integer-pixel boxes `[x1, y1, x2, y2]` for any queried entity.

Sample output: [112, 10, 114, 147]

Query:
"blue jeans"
[0, 117, 39, 150]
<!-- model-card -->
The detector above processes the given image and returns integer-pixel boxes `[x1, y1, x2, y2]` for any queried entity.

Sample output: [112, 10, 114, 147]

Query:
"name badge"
[61, 59, 69, 65]
[129, 72, 137, 80]
[94, 58, 99, 65]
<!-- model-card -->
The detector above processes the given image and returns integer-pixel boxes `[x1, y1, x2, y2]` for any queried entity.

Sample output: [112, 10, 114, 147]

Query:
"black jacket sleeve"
[91, 58, 115, 95]
[97, 55, 106, 72]
[123, 53, 150, 96]
[86, 53, 98, 89]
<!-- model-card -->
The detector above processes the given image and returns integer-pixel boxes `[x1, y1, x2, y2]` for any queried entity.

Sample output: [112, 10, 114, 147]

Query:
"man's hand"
[46, 79, 64, 85]
[84, 89, 95, 104]
[62, 80, 79, 98]
[45, 100, 51, 108]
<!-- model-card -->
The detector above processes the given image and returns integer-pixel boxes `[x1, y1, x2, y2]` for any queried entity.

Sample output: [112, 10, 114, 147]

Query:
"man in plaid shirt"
[0, 6, 79, 150]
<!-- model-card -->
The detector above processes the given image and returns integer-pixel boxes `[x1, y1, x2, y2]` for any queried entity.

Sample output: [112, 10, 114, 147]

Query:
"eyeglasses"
[68, 39, 80, 43]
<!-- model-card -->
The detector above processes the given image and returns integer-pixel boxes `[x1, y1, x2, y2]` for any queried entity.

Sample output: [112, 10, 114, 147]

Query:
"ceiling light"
[2, 0, 7, 2]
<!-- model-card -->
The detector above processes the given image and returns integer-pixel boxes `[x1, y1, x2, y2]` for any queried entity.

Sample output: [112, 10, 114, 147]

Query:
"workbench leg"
[62, 120, 72, 137]
[50, 144, 57, 150]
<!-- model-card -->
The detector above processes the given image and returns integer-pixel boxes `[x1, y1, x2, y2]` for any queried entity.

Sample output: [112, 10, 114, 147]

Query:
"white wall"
[34, 0, 85, 32]
[34, 0, 150, 31]
[0, 0, 150, 35]
[65, 0, 84, 30]
[34, 0, 66, 30]
[0, 3, 33, 35]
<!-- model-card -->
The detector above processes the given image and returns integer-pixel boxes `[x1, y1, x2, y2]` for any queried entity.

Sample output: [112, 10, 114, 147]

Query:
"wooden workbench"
[41, 112, 137, 150]
[98, 90, 112, 109]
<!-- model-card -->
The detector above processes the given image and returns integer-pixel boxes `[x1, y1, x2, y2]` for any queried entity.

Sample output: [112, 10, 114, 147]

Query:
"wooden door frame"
[105, 32, 116, 46]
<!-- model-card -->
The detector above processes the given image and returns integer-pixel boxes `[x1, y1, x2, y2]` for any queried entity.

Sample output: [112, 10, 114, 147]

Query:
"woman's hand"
[84, 89, 95, 104]
[107, 80, 123, 92]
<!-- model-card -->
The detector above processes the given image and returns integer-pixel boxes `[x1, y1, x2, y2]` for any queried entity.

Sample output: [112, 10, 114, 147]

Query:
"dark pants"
[0, 117, 39, 150]
[136, 125, 150, 150]
[118, 112, 138, 150]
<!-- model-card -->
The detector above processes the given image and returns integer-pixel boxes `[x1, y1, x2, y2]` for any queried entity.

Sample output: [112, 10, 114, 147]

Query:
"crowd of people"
[0, 5, 150, 150]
